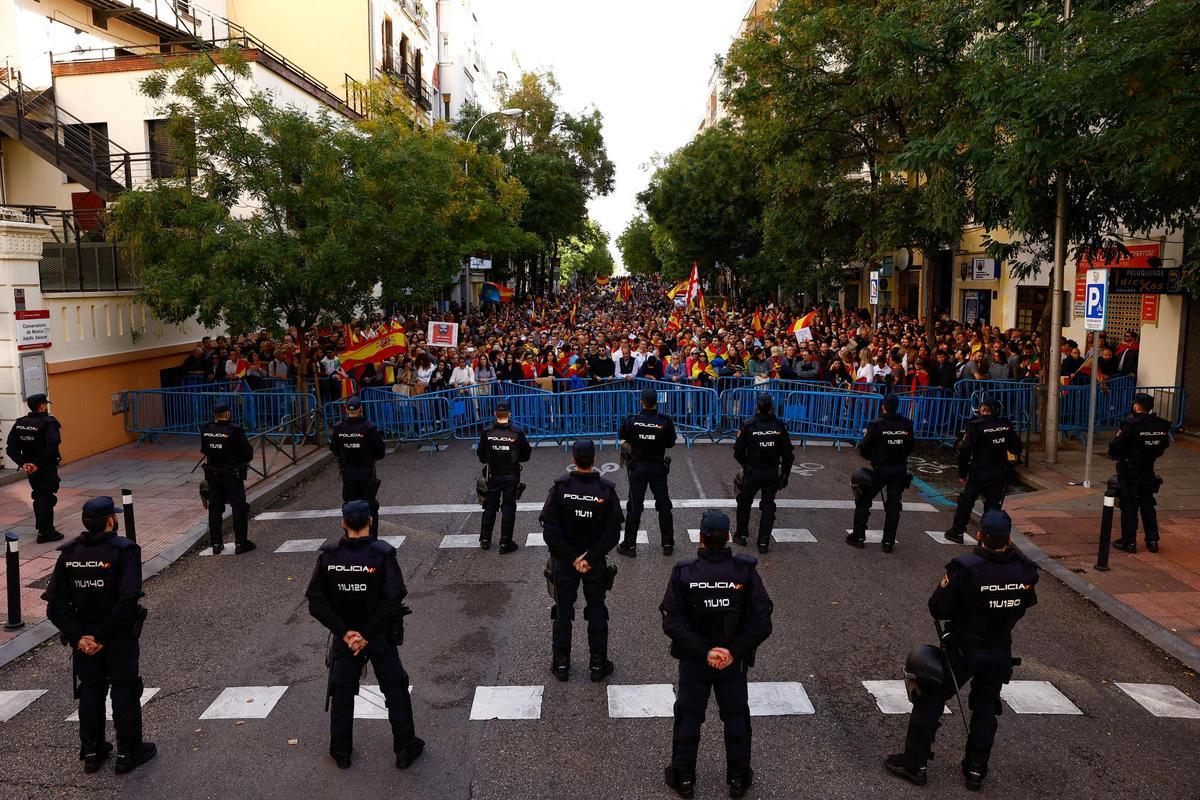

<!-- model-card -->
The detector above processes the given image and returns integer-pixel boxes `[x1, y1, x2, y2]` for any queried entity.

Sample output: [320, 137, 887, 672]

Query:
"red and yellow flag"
[666, 278, 689, 300]
[339, 327, 408, 371]
[751, 310, 764, 334]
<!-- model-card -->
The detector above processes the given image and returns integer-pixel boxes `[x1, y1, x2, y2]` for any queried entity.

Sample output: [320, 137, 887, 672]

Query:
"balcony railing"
[378, 58, 434, 112]
[0, 205, 140, 293]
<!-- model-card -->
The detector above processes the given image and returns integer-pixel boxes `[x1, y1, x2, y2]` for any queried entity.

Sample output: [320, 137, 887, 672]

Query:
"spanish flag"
[596, 276, 611, 287]
[570, 301, 578, 326]
[666, 278, 689, 300]
[666, 309, 682, 332]
[791, 310, 818, 342]
[751, 310, 764, 334]
[339, 327, 409, 371]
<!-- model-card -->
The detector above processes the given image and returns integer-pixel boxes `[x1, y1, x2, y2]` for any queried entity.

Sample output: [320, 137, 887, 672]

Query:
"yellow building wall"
[47, 344, 193, 464]
[225, 0, 370, 99]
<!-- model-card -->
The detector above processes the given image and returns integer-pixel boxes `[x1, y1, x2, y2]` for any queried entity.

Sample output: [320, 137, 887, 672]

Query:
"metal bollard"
[4, 532, 24, 631]
[122, 489, 137, 543]
[1095, 475, 1121, 572]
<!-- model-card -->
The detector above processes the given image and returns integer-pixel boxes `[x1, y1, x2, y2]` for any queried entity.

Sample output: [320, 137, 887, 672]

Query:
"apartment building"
[435, 0, 516, 123]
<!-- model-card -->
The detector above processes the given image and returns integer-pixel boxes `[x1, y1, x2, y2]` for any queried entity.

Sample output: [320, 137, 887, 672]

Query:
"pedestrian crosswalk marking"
[926, 530, 975, 546]
[0, 689, 47, 723]
[199, 686, 289, 720]
[607, 684, 675, 718]
[256, 497, 939, 521]
[747, 682, 815, 716]
[847, 530, 885, 544]
[66, 688, 160, 722]
[526, 532, 545, 547]
[1001, 681, 1083, 715]
[686, 529, 816, 544]
[469, 685, 544, 720]
[439, 534, 480, 549]
[862, 681, 950, 715]
[198, 546, 237, 557]
[1115, 683, 1200, 719]
[353, 684, 414, 719]
[274, 535, 406, 553]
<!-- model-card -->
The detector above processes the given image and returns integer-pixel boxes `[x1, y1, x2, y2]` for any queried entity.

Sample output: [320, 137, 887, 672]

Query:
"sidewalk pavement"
[0, 437, 329, 661]
[1008, 433, 1200, 671]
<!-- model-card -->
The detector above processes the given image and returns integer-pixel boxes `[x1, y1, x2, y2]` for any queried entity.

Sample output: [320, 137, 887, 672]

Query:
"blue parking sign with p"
[1084, 269, 1107, 331]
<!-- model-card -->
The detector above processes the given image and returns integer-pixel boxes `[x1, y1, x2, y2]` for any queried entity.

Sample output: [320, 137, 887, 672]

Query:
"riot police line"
[27, 387, 1174, 795]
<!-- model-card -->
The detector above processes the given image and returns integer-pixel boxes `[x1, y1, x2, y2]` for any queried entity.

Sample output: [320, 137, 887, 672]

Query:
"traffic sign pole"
[1083, 345, 1099, 488]
[1081, 269, 1107, 488]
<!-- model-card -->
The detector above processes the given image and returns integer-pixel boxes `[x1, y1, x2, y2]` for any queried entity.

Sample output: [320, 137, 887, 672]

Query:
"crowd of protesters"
[178, 276, 1141, 402]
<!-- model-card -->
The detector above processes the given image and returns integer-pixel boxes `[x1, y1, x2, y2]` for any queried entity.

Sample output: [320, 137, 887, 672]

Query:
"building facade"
[435, 0, 516, 123]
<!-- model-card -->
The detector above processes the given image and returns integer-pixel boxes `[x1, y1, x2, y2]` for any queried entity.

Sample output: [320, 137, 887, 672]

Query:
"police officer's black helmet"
[881, 393, 899, 413]
[212, 401, 231, 416]
[903, 644, 945, 703]
[755, 394, 773, 415]
[26, 393, 48, 412]
[1133, 392, 1154, 412]
[342, 500, 372, 531]
[850, 467, 875, 500]
[641, 387, 658, 408]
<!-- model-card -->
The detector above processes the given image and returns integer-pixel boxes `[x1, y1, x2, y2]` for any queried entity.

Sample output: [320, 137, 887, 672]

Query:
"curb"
[0, 449, 335, 669]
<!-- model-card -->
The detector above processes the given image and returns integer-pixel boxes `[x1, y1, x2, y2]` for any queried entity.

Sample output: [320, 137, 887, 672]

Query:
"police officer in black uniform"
[1108, 392, 1172, 554]
[6, 393, 64, 543]
[200, 402, 255, 554]
[886, 510, 1038, 791]
[539, 439, 623, 682]
[330, 396, 387, 539]
[944, 397, 1021, 544]
[733, 395, 795, 553]
[661, 511, 773, 800]
[476, 401, 532, 553]
[848, 393, 915, 552]
[617, 387, 677, 557]
[306, 500, 423, 770]
[43, 497, 157, 775]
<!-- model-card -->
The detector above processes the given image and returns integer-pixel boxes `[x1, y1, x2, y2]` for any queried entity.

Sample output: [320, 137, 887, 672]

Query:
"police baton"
[933, 619, 970, 738]
[324, 634, 335, 713]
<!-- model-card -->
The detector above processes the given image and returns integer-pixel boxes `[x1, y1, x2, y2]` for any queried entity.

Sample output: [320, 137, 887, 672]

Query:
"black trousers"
[74, 638, 143, 755]
[735, 468, 779, 545]
[671, 659, 751, 777]
[1117, 472, 1159, 543]
[551, 558, 607, 656]
[949, 473, 1007, 536]
[329, 638, 415, 755]
[206, 468, 249, 546]
[905, 648, 1009, 770]
[29, 469, 60, 535]
[852, 470, 908, 544]
[481, 472, 520, 543]
[624, 462, 673, 547]
[342, 468, 381, 538]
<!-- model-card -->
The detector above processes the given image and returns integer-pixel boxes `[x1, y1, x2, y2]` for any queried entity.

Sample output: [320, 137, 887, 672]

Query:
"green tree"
[560, 219, 616, 282]
[616, 215, 663, 276]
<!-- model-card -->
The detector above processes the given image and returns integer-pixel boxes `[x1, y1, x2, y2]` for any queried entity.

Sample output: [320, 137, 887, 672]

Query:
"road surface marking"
[771, 529, 818, 543]
[199, 686, 289, 720]
[256, 497, 938, 521]
[198, 546, 237, 556]
[748, 682, 815, 716]
[0, 690, 47, 722]
[469, 686, 544, 720]
[607, 684, 675, 718]
[1000, 681, 1083, 714]
[862, 681, 949, 715]
[439, 534, 480, 548]
[274, 538, 324, 553]
[526, 532, 546, 547]
[847, 529, 885, 544]
[926, 530, 975, 545]
[353, 684, 414, 719]
[67, 688, 160, 722]
[1115, 683, 1200, 719]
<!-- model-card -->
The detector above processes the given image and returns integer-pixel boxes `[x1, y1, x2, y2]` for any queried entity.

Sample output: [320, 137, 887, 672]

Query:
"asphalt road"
[0, 437, 1197, 800]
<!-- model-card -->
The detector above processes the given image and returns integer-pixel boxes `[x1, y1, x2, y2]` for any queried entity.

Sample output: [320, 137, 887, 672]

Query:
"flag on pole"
[684, 261, 702, 309]
[339, 326, 409, 371]
[722, 297, 729, 312]
[751, 310, 764, 334]
[596, 276, 611, 287]
[666, 278, 689, 300]
[570, 301, 578, 326]
[790, 310, 819, 343]
[618, 278, 633, 303]
[666, 309, 682, 332]
[699, 295, 711, 327]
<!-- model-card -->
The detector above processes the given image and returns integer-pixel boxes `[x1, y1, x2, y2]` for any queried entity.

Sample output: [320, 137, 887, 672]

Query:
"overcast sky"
[474, 0, 748, 272]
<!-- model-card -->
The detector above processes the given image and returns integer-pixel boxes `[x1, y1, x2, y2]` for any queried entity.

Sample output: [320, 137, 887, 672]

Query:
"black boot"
[1112, 539, 1137, 554]
[727, 767, 754, 798]
[943, 529, 964, 544]
[665, 765, 696, 799]
[498, 539, 519, 554]
[662, 544, 674, 556]
[845, 532, 865, 549]
[756, 539, 769, 554]
[82, 742, 113, 774]
[1146, 539, 1160, 553]
[395, 737, 425, 769]
[962, 758, 988, 791]
[881, 538, 895, 553]
[732, 533, 749, 547]
[234, 540, 256, 554]
[551, 650, 570, 682]
[36, 530, 65, 544]
[884, 753, 927, 786]
[589, 653, 614, 682]
[616, 542, 637, 558]
[479, 536, 491, 550]
[114, 742, 157, 775]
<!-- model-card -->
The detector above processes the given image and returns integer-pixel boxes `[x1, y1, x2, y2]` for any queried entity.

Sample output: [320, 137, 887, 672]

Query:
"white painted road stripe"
[0, 689, 47, 722]
[67, 688, 160, 722]
[927, 530, 975, 545]
[469, 686, 544, 720]
[862, 681, 949, 715]
[199, 686, 289, 720]
[274, 538, 325, 553]
[847, 529, 885, 544]
[526, 532, 546, 547]
[1115, 683, 1200, 719]
[198, 546, 237, 557]
[608, 684, 675, 718]
[353, 684, 414, 719]
[748, 682, 815, 716]
[1001, 681, 1083, 715]
[771, 529, 817, 543]
[256, 497, 939, 521]
[440, 534, 480, 548]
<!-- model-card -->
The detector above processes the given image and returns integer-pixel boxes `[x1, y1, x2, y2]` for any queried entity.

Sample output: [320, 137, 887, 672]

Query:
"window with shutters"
[1103, 291, 1143, 344]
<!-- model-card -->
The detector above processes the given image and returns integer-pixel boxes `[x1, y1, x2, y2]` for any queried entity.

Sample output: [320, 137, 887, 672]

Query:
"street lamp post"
[462, 107, 523, 311]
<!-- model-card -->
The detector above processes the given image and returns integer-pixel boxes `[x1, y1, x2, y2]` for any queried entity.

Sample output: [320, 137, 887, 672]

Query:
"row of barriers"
[126, 377, 1184, 450]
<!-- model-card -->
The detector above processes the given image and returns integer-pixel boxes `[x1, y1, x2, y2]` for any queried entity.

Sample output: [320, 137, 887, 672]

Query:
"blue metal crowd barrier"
[125, 389, 317, 444]
[968, 386, 1040, 434]
[898, 393, 972, 442]
[778, 389, 882, 444]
